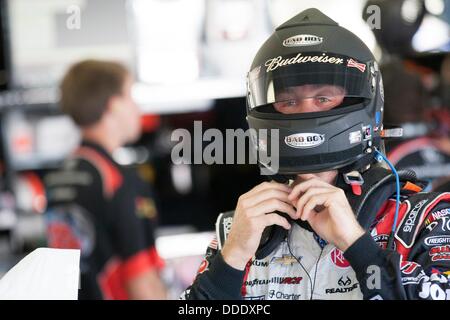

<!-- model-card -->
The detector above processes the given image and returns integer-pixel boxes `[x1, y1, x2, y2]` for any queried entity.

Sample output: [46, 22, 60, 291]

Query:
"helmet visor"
[248, 52, 373, 114]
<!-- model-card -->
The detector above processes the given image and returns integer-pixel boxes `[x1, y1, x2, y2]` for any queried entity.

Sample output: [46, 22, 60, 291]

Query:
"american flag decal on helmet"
[347, 58, 366, 72]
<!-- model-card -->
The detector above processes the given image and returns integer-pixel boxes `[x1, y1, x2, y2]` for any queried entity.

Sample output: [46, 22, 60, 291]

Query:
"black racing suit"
[44, 141, 164, 300]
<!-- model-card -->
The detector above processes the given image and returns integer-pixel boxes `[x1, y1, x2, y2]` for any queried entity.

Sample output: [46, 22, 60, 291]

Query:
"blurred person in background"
[362, 0, 450, 191]
[431, 53, 450, 191]
[182, 9, 450, 300]
[382, 56, 450, 191]
[43, 60, 167, 300]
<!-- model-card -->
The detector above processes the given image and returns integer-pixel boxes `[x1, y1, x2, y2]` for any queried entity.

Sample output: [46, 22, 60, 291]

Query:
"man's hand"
[288, 178, 364, 252]
[221, 181, 296, 270]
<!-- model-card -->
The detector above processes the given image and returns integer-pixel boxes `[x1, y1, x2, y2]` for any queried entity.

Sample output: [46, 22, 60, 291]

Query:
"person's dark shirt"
[44, 141, 164, 300]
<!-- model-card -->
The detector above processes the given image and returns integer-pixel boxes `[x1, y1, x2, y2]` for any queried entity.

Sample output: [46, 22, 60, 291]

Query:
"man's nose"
[298, 98, 317, 113]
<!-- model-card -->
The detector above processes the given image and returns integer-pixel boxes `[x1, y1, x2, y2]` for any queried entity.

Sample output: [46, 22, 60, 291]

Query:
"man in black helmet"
[182, 9, 450, 300]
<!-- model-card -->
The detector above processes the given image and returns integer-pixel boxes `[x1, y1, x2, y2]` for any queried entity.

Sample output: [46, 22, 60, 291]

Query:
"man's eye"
[316, 96, 331, 103]
[286, 99, 297, 106]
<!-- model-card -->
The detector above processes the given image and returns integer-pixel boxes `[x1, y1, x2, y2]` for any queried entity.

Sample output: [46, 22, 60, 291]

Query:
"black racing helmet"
[246, 8, 385, 175]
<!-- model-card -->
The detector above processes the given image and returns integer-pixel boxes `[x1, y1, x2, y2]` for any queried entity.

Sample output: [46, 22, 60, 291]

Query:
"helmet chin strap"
[337, 153, 379, 195]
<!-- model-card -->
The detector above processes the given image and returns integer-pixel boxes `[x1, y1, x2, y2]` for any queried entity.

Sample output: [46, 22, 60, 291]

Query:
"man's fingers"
[250, 198, 297, 219]
[257, 213, 291, 230]
[249, 181, 291, 196]
[300, 192, 333, 221]
[295, 187, 332, 218]
[288, 178, 334, 202]
[241, 188, 291, 209]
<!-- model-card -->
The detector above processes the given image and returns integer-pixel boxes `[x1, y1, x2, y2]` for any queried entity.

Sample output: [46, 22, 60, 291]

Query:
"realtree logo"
[338, 276, 352, 287]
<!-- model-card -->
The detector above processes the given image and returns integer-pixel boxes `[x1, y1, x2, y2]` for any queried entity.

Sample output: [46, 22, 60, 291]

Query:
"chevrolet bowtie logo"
[270, 255, 299, 266]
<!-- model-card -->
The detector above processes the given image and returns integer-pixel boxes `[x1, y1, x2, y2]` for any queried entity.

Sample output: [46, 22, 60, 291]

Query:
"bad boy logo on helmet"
[282, 34, 323, 47]
[284, 133, 325, 149]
